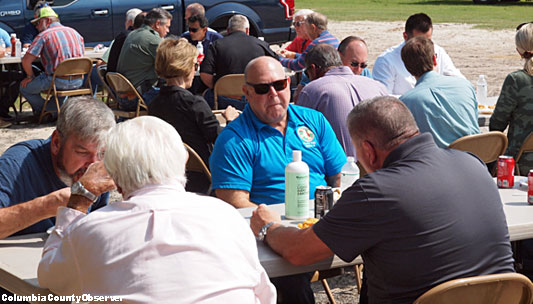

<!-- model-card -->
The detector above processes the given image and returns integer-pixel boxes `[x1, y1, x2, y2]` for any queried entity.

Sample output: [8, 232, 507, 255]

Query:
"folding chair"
[39, 57, 93, 123]
[105, 72, 148, 119]
[184, 143, 211, 183]
[448, 131, 508, 164]
[413, 273, 533, 304]
[96, 65, 117, 107]
[213, 74, 245, 110]
[515, 133, 533, 176]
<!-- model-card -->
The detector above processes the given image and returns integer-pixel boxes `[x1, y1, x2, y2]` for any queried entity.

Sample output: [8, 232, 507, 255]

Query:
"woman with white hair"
[38, 116, 276, 303]
[278, 9, 314, 59]
[490, 22, 533, 175]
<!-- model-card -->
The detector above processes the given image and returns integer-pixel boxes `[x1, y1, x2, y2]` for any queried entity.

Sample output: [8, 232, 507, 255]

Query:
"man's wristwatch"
[258, 222, 275, 242]
[71, 181, 98, 202]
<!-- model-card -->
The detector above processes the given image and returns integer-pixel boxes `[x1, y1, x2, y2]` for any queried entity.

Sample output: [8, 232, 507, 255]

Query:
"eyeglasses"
[350, 61, 368, 69]
[189, 27, 200, 33]
[292, 21, 305, 27]
[246, 78, 288, 95]
[517, 22, 533, 31]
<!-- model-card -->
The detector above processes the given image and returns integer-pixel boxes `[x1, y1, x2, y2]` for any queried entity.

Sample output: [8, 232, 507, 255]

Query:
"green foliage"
[296, 0, 533, 30]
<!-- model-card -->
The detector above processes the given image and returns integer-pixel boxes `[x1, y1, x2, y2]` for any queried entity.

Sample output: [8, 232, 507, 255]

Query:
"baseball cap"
[31, 6, 58, 24]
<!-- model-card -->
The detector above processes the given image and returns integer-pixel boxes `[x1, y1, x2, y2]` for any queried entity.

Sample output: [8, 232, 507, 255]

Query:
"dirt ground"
[0, 21, 524, 303]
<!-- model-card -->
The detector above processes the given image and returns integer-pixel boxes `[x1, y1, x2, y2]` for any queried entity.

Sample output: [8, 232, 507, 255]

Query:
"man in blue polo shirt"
[210, 56, 346, 208]
[210, 55, 345, 304]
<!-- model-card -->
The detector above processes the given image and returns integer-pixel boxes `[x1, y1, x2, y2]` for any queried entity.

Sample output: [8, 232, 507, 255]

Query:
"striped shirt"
[27, 22, 84, 75]
[279, 30, 339, 71]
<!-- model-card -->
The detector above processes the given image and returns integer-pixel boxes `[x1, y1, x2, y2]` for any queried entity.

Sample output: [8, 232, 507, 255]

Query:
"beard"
[55, 146, 86, 186]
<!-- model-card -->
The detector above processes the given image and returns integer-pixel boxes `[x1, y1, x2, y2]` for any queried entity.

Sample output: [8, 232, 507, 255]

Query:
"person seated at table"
[149, 38, 238, 193]
[278, 9, 314, 60]
[38, 116, 276, 303]
[19, 5, 85, 122]
[0, 27, 22, 127]
[297, 43, 387, 158]
[0, 97, 115, 239]
[181, 14, 223, 95]
[117, 8, 172, 109]
[251, 96, 515, 304]
[338, 36, 373, 78]
[399, 36, 479, 148]
[200, 14, 277, 110]
[490, 23, 533, 176]
[210, 56, 346, 303]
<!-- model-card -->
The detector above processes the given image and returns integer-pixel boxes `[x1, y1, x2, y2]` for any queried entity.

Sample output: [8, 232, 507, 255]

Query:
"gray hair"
[125, 8, 142, 23]
[144, 8, 172, 26]
[104, 116, 187, 196]
[294, 9, 314, 18]
[304, 43, 342, 71]
[306, 12, 328, 31]
[228, 14, 249, 32]
[347, 96, 419, 151]
[516, 23, 533, 76]
[56, 96, 115, 144]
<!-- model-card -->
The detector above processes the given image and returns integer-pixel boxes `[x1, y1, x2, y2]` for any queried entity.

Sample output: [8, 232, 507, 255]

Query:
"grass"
[296, 0, 533, 30]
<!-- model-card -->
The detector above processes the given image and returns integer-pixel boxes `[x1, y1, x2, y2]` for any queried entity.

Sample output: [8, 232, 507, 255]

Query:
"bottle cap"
[292, 150, 302, 162]
[347, 156, 355, 162]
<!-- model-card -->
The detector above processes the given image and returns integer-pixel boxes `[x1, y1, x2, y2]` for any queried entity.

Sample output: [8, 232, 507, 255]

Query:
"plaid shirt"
[27, 22, 84, 75]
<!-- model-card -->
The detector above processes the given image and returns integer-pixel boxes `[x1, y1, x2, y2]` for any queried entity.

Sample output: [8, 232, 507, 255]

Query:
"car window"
[49, 0, 78, 7]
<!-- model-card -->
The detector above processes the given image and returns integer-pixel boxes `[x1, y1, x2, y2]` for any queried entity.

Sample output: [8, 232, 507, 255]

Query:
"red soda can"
[497, 155, 515, 188]
[527, 170, 533, 205]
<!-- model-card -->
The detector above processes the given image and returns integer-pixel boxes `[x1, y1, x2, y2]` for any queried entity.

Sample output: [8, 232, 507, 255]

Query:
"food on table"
[297, 218, 319, 229]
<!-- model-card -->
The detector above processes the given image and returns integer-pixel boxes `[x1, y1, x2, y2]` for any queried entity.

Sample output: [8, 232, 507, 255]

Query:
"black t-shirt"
[313, 133, 515, 304]
[107, 28, 131, 73]
[200, 31, 277, 85]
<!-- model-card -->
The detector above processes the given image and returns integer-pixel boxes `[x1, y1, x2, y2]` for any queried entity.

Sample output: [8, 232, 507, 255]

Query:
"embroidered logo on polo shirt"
[297, 126, 316, 148]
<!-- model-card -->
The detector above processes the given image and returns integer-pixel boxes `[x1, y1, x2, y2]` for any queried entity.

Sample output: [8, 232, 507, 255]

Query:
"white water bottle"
[285, 150, 309, 220]
[340, 156, 360, 192]
[476, 75, 487, 105]
[15, 39, 21, 57]
[196, 42, 204, 64]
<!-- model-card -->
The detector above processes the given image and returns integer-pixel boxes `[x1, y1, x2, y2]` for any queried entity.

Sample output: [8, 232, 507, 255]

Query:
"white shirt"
[38, 181, 276, 304]
[372, 41, 464, 95]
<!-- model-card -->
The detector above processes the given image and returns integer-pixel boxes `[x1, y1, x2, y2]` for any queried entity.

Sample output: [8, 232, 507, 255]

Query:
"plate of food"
[478, 104, 496, 115]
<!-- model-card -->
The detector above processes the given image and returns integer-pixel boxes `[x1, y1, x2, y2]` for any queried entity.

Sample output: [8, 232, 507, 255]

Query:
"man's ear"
[432, 54, 437, 67]
[242, 84, 252, 99]
[51, 130, 61, 156]
[362, 140, 378, 170]
[402, 32, 408, 41]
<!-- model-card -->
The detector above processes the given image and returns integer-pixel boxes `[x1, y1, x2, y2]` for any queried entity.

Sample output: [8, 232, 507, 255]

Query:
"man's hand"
[222, 106, 240, 122]
[78, 161, 116, 196]
[20, 77, 33, 88]
[250, 204, 281, 236]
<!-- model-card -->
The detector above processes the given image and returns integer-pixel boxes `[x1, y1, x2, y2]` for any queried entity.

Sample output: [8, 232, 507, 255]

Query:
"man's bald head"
[244, 56, 284, 82]
[338, 36, 369, 75]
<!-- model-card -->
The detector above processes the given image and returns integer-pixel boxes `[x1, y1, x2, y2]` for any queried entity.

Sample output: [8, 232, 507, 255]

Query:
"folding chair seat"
[105, 72, 147, 119]
[213, 74, 245, 110]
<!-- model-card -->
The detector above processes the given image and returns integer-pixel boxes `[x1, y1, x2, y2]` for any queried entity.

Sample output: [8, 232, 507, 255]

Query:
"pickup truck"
[0, 0, 295, 46]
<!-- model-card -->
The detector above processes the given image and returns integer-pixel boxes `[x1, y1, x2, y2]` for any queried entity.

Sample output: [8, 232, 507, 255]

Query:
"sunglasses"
[517, 22, 533, 31]
[292, 21, 305, 27]
[189, 27, 200, 33]
[194, 62, 199, 71]
[246, 78, 288, 95]
[351, 61, 368, 69]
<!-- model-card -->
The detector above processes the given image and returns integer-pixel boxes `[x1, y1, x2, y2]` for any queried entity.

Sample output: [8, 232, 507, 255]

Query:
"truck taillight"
[280, 0, 294, 19]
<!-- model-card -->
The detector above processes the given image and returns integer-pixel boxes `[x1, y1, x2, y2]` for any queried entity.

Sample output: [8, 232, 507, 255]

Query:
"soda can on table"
[497, 155, 515, 188]
[527, 170, 533, 205]
[315, 186, 333, 219]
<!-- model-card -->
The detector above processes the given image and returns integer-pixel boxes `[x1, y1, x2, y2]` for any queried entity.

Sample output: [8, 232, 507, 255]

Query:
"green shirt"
[117, 24, 161, 88]
[490, 69, 533, 175]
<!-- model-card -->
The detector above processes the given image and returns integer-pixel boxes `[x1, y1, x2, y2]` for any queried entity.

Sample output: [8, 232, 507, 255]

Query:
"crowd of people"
[0, 2, 532, 303]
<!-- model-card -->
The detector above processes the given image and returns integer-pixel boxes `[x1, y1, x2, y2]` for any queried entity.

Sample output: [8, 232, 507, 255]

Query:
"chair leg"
[321, 279, 337, 304]
[38, 90, 53, 124]
[355, 264, 364, 294]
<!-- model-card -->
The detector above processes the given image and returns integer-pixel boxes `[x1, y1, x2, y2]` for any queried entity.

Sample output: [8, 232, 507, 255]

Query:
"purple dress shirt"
[297, 66, 388, 158]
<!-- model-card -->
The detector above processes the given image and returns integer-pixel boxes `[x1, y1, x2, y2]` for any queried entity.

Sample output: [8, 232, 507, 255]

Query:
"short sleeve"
[372, 56, 394, 94]
[490, 73, 518, 132]
[209, 128, 255, 191]
[313, 180, 382, 262]
[27, 34, 45, 57]
[315, 113, 346, 177]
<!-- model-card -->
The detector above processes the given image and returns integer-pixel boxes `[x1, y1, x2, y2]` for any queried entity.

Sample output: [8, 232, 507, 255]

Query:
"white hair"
[104, 116, 187, 196]
[228, 14, 249, 32]
[294, 9, 314, 18]
[125, 8, 142, 23]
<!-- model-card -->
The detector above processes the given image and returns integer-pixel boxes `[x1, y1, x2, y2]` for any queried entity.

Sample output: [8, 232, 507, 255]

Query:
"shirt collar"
[324, 66, 352, 76]
[416, 70, 438, 86]
[382, 133, 436, 168]
[125, 178, 186, 200]
[243, 103, 302, 133]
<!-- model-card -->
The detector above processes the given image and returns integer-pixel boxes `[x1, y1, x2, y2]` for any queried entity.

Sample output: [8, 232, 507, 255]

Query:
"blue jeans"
[204, 88, 247, 110]
[117, 86, 159, 111]
[20, 73, 83, 115]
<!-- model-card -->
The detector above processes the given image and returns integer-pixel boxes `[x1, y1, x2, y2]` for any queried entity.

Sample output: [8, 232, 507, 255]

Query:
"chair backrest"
[53, 57, 93, 78]
[105, 72, 147, 117]
[413, 273, 533, 304]
[448, 131, 508, 163]
[96, 65, 117, 103]
[515, 133, 533, 176]
[213, 74, 245, 110]
[184, 143, 211, 183]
